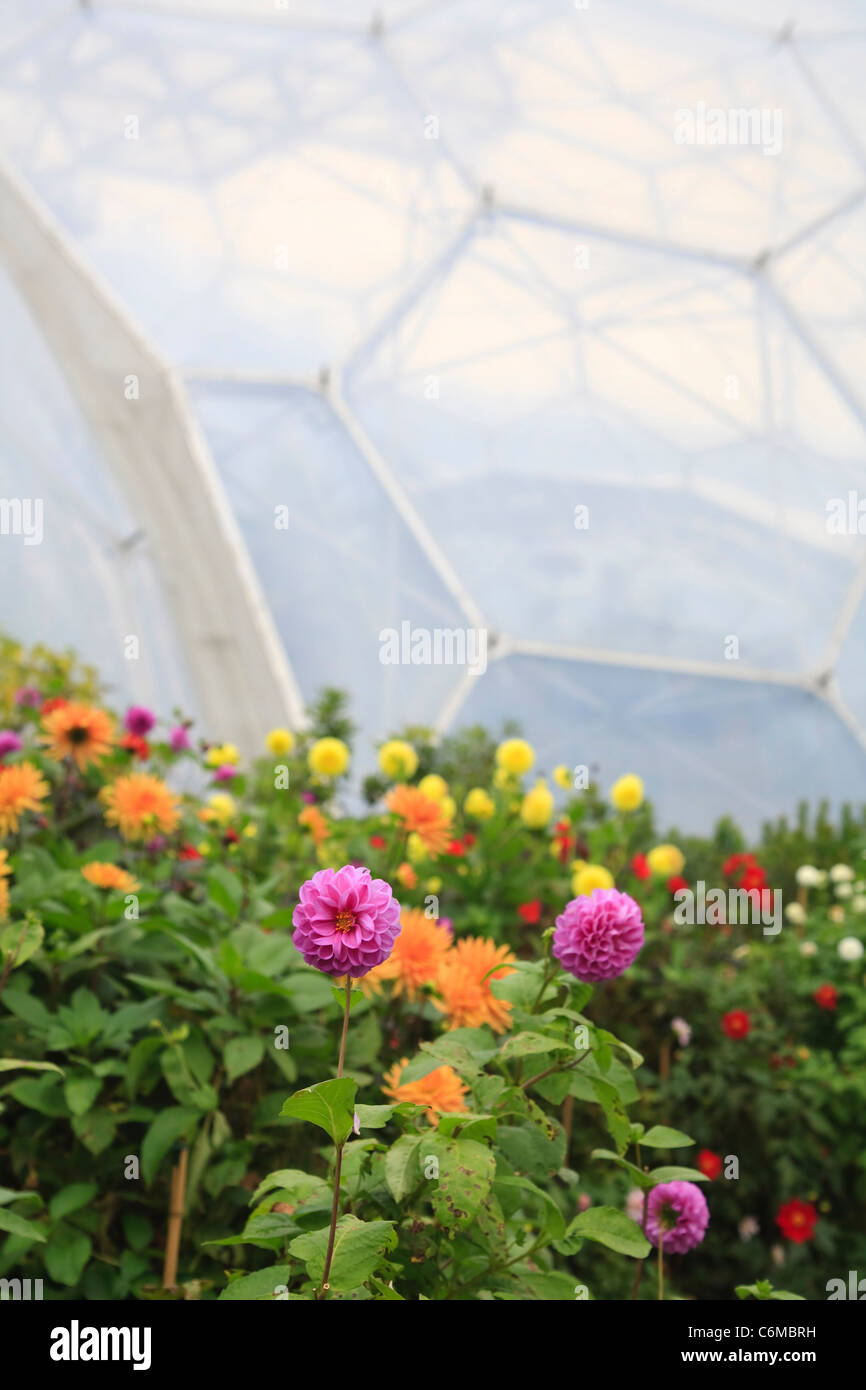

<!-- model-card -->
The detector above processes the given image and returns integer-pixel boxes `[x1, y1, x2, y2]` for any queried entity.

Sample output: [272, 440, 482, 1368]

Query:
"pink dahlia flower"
[0, 730, 23, 758]
[170, 725, 191, 752]
[292, 864, 401, 978]
[125, 705, 156, 736]
[552, 887, 644, 982]
[645, 1181, 709, 1253]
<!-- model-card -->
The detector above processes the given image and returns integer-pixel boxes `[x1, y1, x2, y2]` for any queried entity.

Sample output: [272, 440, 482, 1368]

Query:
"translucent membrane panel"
[189, 382, 471, 742]
[349, 218, 865, 668]
[0, 264, 197, 720]
[388, 0, 863, 258]
[0, 6, 470, 373]
[458, 655, 866, 836]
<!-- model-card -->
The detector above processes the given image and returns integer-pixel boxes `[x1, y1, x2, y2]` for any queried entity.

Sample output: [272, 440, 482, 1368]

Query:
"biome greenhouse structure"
[2, 0, 866, 829]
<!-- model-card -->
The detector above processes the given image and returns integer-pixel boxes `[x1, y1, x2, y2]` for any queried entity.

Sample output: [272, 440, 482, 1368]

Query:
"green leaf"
[353, 1103, 397, 1130]
[71, 1109, 117, 1156]
[0, 1207, 47, 1243]
[384, 1134, 423, 1202]
[141, 1107, 200, 1184]
[571, 1205, 651, 1258]
[0, 917, 44, 969]
[219, 1263, 295, 1301]
[63, 1072, 102, 1117]
[50, 1183, 97, 1221]
[289, 1215, 395, 1291]
[590, 1077, 631, 1155]
[0, 987, 54, 1031]
[645, 1166, 709, 1184]
[249, 1169, 330, 1209]
[280, 1078, 357, 1145]
[207, 864, 243, 917]
[436, 1112, 497, 1143]
[427, 1136, 496, 1230]
[493, 1174, 566, 1239]
[499, 1031, 571, 1061]
[44, 1223, 92, 1285]
[0, 1058, 63, 1075]
[640, 1126, 695, 1149]
[224, 1035, 265, 1083]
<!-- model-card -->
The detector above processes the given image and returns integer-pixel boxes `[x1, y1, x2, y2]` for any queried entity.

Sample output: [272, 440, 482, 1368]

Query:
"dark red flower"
[40, 697, 68, 716]
[721, 1009, 751, 1040]
[775, 1199, 817, 1244]
[696, 1149, 723, 1181]
[120, 733, 149, 760]
[630, 853, 651, 881]
[813, 983, 837, 1011]
[446, 839, 465, 856]
[462, 833, 476, 848]
[517, 899, 542, 925]
[369, 835, 386, 850]
[223, 828, 240, 846]
[667, 875, 688, 893]
[178, 843, 203, 862]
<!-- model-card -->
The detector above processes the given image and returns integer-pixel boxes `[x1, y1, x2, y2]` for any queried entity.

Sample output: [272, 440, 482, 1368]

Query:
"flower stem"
[317, 976, 353, 1301]
[657, 1237, 664, 1301]
[337, 975, 351, 1078]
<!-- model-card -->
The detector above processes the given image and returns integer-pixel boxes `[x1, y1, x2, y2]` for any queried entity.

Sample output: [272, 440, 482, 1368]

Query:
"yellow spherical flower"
[207, 793, 236, 826]
[206, 742, 239, 768]
[378, 739, 418, 780]
[493, 766, 513, 790]
[464, 787, 495, 820]
[308, 737, 350, 778]
[520, 779, 554, 829]
[647, 843, 685, 877]
[418, 773, 448, 803]
[495, 738, 535, 777]
[553, 764, 573, 790]
[242, 823, 258, 839]
[426, 876, 442, 893]
[81, 862, 140, 894]
[265, 728, 294, 757]
[406, 832, 428, 864]
[610, 774, 644, 812]
[572, 863, 615, 896]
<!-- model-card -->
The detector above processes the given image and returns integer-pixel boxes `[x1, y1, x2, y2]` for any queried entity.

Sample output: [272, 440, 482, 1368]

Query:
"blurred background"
[2, 0, 866, 832]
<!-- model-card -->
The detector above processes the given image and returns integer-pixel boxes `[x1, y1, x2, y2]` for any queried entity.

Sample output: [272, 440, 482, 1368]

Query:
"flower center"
[334, 910, 355, 933]
[68, 726, 89, 744]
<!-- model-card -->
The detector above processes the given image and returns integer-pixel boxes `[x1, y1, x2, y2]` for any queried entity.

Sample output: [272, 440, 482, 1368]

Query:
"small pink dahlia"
[292, 864, 401, 978]
[552, 887, 644, 982]
[645, 1181, 709, 1254]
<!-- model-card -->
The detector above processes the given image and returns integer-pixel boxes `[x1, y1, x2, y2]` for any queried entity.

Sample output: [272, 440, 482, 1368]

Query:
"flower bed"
[0, 646, 864, 1301]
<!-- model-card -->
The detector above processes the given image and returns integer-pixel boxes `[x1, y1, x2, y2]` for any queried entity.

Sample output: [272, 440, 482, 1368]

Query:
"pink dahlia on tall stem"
[552, 887, 644, 982]
[645, 1180, 709, 1254]
[292, 864, 401, 978]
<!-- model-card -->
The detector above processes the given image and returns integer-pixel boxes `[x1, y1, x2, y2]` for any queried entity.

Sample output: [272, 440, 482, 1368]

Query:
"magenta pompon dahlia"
[125, 705, 156, 736]
[552, 887, 644, 982]
[292, 864, 401, 978]
[644, 1181, 709, 1253]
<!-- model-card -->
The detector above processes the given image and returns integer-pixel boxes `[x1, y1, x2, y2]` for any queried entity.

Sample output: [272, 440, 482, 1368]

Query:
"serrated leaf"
[289, 1215, 395, 1291]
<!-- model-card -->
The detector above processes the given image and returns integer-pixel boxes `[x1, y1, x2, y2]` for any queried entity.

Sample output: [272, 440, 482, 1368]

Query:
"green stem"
[317, 977, 352, 1301]
[657, 1237, 664, 1301]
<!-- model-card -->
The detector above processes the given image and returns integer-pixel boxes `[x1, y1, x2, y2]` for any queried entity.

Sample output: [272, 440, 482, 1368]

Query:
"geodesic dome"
[2, 0, 866, 832]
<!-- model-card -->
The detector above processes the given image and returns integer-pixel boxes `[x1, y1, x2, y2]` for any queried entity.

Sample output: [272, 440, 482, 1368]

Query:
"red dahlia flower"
[775, 1199, 817, 1244]
[813, 983, 837, 1011]
[721, 1009, 751, 1039]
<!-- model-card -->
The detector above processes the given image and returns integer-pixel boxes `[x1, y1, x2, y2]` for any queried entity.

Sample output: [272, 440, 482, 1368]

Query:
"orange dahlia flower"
[42, 702, 114, 770]
[0, 848, 10, 919]
[433, 936, 516, 1034]
[0, 761, 49, 837]
[383, 1056, 469, 1126]
[385, 784, 452, 857]
[364, 907, 453, 1003]
[81, 862, 140, 893]
[298, 805, 329, 846]
[101, 772, 180, 841]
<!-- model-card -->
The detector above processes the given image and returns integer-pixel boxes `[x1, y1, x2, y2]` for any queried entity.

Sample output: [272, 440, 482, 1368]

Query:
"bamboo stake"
[162, 1146, 189, 1290]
